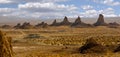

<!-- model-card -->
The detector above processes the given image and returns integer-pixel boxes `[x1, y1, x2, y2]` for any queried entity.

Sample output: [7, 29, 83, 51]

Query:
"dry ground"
[1, 26, 120, 57]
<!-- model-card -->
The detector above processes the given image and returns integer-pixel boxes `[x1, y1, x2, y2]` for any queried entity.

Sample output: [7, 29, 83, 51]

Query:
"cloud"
[79, 7, 118, 17]
[0, 0, 68, 4]
[92, 0, 120, 6]
[103, 0, 120, 6]
[81, 5, 93, 10]
[99, 8, 114, 14]
[0, 8, 16, 14]
[1, 7, 118, 18]
[18, 2, 77, 13]
[0, 0, 119, 18]
[0, 2, 78, 18]
[24, 0, 68, 3]
[0, 0, 12, 3]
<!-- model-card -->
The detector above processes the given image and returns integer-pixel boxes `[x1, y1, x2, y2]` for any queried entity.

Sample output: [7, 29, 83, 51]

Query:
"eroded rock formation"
[59, 16, 72, 26]
[71, 16, 93, 28]
[94, 14, 108, 26]
[35, 22, 48, 28]
[20, 22, 33, 29]
[14, 23, 21, 29]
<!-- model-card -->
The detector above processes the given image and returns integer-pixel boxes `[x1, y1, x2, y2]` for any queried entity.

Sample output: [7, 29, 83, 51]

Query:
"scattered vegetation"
[0, 30, 13, 57]
[24, 34, 43, 39]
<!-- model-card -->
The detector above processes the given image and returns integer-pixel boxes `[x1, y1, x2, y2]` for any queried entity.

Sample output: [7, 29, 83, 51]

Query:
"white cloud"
[0, 0, 68, 4]
[79, 7, 118, 17]
[1, 7, 118, 18]
[0, 2, 78, 18]
[0, 0, 12, 3]
[99, 8, 114, 14]
[103, 0, 120, 6]
[27, 0, 68, 3]
[18, 2, 77, 12]
[98, 8, 117, 17]
[81, 5, 93, 10]
[92, 0, 120, 6]
[0, 0, 119, 18]
[0, 8, 16, 13]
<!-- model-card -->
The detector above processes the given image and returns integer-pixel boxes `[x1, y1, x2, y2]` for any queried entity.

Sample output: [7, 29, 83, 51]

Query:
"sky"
[0, 0, 120, 19]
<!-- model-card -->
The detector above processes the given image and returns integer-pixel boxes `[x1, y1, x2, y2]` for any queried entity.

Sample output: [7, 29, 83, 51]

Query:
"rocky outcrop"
[1, 25, 12, 29]
[14, 23, 21, 29]
[108, 22, 120, 28]
[50, 19, 60, 26]
[71, 16, 93, 28]
[71, 16, 82, 26]
[35, 22, 48, 28]
[20, 22, 33, 29]
[79, 38, 107, 54]
[59, 16, 72, 26]
[42, 23, 48, 28]
[0, 30, 13, 57]
[51, 19, 57, 26]
[94, 14, 108, 26]
[35, 22, 45, 27]
[109, 22, 119, 26]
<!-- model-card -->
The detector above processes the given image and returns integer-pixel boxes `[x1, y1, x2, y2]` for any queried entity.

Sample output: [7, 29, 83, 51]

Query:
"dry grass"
[0, 30, 13, 57]
[1, 26, 120, 57]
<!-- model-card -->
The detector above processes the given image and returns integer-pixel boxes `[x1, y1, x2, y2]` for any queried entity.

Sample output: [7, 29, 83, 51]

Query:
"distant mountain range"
[0, 16, 120, 26]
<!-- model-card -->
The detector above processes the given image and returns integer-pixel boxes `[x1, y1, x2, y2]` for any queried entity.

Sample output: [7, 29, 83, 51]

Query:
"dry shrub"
[114, 44, 120, 53]
[0, 30, 13, 57]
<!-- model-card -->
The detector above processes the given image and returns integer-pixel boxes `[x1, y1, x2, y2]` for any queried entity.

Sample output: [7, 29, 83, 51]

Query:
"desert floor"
[1, 26, 120, 57]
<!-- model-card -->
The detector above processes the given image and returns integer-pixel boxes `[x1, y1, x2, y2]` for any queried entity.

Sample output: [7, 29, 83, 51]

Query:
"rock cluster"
[109, 22, 119, 26]
[20, 22, 33, 29]
[14, 23, 21, 29]
[4, 14, 119, 29]
[35, 22, 48, 28]
[1, 25, 12, 29]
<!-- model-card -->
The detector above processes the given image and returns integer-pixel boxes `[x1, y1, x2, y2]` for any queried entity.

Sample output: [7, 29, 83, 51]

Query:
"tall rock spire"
[71, 16, 93, 28]
[51, 19, 57, 26]
[97, 14, 105, 23]
[94, 14, 108, 26]
[60, 16, 71, 25]
[75, 16, 82, 24]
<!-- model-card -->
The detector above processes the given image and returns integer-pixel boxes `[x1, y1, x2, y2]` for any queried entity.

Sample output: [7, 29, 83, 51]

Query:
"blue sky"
[0, 0, 120, 19]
